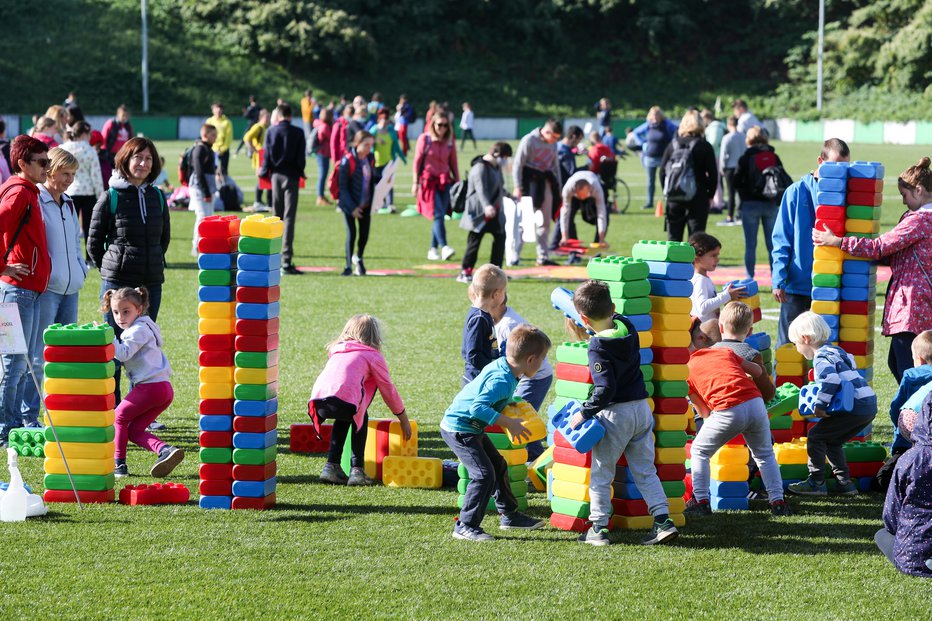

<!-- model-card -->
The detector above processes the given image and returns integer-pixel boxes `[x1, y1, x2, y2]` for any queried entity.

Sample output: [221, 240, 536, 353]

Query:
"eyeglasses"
[436, 123, 449, 127]
[30, 158, 51, 168]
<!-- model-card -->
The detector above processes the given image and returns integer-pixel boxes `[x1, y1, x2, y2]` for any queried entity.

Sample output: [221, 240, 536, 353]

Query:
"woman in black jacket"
[733, 126, 783, 279]
[659, 110, 718, 242]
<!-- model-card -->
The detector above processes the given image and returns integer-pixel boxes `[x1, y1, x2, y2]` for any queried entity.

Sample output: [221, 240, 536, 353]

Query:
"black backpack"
[662, 139, 698, 202]
[450, 179, 468, 214]
[178, 145, 196, 186]
[747, 149, 793, 201]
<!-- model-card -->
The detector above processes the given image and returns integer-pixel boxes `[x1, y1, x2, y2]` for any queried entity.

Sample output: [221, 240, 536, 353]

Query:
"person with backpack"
[658, 110, 718, 242]
[413, 113, 459, 261]
[733, 127, 788, 279]
[338, 132, 376, 277]
[717, 116, 747, 226]
[187, 124, 220, 255]
[457, 142, 512, 283]
[101, 105, 133, 165]
[632, 106, 677, 211]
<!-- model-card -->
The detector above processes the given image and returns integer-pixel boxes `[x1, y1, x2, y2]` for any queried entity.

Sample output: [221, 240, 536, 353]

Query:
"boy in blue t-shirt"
[461, 264, 506, 385]
[441, 325, 551, 542]
[889, 331, 932, 452]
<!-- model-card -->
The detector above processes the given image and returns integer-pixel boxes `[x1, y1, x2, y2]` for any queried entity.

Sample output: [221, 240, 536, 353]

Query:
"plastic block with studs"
[711, 444, 749, 465]
[648, 278, 692, 297]
[9, 428, 46, 457]
[554, 342, 590, 367]
[381, 456, 443, 488]
[644, 260, 694, 280]
[119, 482, 190, 505]
[500, 401, 546, 444]
[606, 279, 651, 299]
[632, 240, 695, 263]
[237, 253, 282, 271]
[586, 256, 650, 282]
[847, 160, 884, 179]
[710, 462, 749, 481]
[798, 381, 855, 418]
[649, 313, 692, 332]
[745, 332, 771, 353]
[766, 384, 800, 417]
[648, 296, 692, 315]
[818, 161, 849, 178]
[549, 401, 605, 453]
[239, 235, 282, 255]
[555, 379, 593, 401]
[239, 214, 284, 238]
[43, 323, 114, 346]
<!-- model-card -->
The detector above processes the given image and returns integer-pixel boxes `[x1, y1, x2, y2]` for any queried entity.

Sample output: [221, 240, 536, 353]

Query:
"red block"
[815, 205, 846, 220]
[656, 464, 687, 481]
[232, 462, 277, 481]
[198, 480, 232, 496]
[753, 307, 763, 323]
[550, 512, 591, 532]
[290, 423, 332, 453]
[234, 414, 277, 433]
[198, 237, 238, 254]
[617, 453, 627, 467]
[199, 463, 233, 480]
[685, 441, 691, 459]
[484, 424, 504, 434]
[119, 482, 190, 505]
[199, 431, 233, 448]
[726, 434, 747, 445]
[808, 369, 816, 382]
[791, 420, 807, 439]
[771, 429, 796, 443]
[199, 399, 234, 415]
[684, 473, 693, 501]
[235, 318, 280, 337]
[612, 498, 649, 516]
[43, 344, 115, 363]
[554, 362, 592, 383]
[231, 493, 276, 510]
[553, 430, 573, 450]
[553, 445, 592, 468]
[198, 214, 240, 238]
[847, 178, 882, 193]
[199, 334, 235, 351]
[235, 334, 279, 352]
[848, 461, 883, 478]
[237, 286, 281, 304]
[841, 300, 875, 315]
[653, 397, 689, 415]
[44, 489, 115, 503]
[45, 393, 115, 411]
[199, 350, 235, 367]
[814, 218, 845, 236]
[652, 347, 690, 365]
[373, 419, 392, 479]
[847, 191, 882, 207]
[775, 375, 804, 388]
[840, 341, 873, 356]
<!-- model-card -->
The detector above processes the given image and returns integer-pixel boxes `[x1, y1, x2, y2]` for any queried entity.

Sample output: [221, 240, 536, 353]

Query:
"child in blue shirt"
[441, 324, 552, 541]
[461, 264, 506, 385]
[889, 331, 932, 452]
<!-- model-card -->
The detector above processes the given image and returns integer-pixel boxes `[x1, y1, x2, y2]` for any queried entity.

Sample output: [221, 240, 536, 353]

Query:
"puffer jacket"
[460, 155, 505, 234]
[86, 172, 171, 286]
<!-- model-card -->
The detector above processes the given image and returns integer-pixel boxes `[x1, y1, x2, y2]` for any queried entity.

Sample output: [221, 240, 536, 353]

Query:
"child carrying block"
[688, 232, 745, 322]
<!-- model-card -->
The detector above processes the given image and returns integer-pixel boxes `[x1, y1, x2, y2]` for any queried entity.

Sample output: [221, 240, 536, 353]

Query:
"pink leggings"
[114, 381, 174, 459]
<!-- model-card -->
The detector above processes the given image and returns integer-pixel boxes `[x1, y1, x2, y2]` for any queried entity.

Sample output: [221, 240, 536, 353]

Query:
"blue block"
[745, 332, 771, 352]
[812, 286, 840, 301]
[199, 495, 232, 510]
[232, 477, 277, 498]
[859, 422, 873, 438]
[550, 400, 605, 453]
[232, 430, 277, 449]
[857, 477, 873, 492]
[816, 191, 846, 206]
[198, 253, 233, 270]
[639, 348, 653, 365]
[648, 278, 692, 297]
[817, 314, 839, 329]
[816, 177, 846, 192]
[818, 162, 849, 179]
[626, 314, 653, 333]
[841, 286, 872, 302]
[198, 285, 234, 302]
[710, 496, 749, 511]
[236, 269, 281, 288]
[199, 415, 232, 432]
[236, 302, 280, 320]
[619, 482, 643, 500]
[857, 367, 874, 382]
[842, 260, 875, 275]
[238, 253, 282, 271]
[726, 278, 759, 297]
[841, 273, 876, 288]
[644, 261, 694, 281]
[848, 161, 884, 180]
[234, 398, 278, 417]
[829, 327, 839, 342]
[711, 480, 750, 498]
[798, 381, 855, 418]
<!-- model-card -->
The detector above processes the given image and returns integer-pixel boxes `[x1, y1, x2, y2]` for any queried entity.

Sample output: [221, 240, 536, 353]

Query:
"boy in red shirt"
[587, 131, 615, 175]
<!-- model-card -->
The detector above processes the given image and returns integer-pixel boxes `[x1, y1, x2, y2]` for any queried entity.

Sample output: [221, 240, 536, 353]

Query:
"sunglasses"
[436, 122, 449, 127]
[31, 158, 51, 168]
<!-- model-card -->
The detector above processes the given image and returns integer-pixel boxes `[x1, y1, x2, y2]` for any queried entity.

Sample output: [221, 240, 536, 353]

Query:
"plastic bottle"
[0, 448, 28, 522]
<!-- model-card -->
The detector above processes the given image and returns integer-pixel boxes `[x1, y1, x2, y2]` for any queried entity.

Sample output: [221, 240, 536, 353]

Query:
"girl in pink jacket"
[309, 314, 411, 486]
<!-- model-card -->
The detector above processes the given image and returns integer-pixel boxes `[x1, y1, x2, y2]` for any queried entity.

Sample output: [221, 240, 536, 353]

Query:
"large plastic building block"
[766, 384, 800, 417]
[725, 278, 759, 298]
[43, 323, 114, 346]
[799, 381, 855, 418]
[200, 464, 233, 482]
[199, 269, 233, 287]
[811, 300, 840, 315]
[816, 204, 847, 220]
[200, 447, 233, 464]
[236, 319, 280, 337]
[555, 379, 594, 401]
[651, 364, 689, 382]
[774, 442, 808, 464]
[197, 214, 241, 238]
[44, 409, 114, 428]
[236, 286, 281, 304]
[612, 297, 652, 316]
[43, 343, 115, 363]
[500, 401, 546, 444]
[43, 426, 114, 444]
[711, 444, 749, 465]
[550, 401, 605, 453]
[648, 278, 692, 297]
[232, 494, 277, 510]
[238, 253, 282, 271]
[555, 341, 590, 366]
[551, 496, 590, 518]
[586, 256, 650, 282]
[607, 280, 651, 300]
[655, 447, 687, 464]
[499, 448, 528, 466]
[816, 177, 846, 192]
[841, 272, 877, 289]
[848, 178, 883, 193]
[234, 351, 280, 369]
[812, 259, 843, 276]
[199, 351, 235, 368]
[745, 332, 771, 353]
[236, 270, 282, 288]
[652, 347, 690, 365]
[233, 414, 277, 434]
[233, 366, 279, 385]
[845, 219, 881, 235]
[812, 286, 840, 302]
[232, 477, 276, 498]
[648, 296, 692, 314]
[233, 462, 277, 481]
[710, 463, 749, 481]
[238, 236, 282, 255]
[234, 398, 277, 417]
[551, 479, 592, 502]
[626, 315, 653, 333]
[650, 330, 690, 349]
[844, 441, 887, 462]
[44, 377, 115, 397]
[235, 302, 280, 321]
[555, 362, 592, 384]
[119, 482, 190, 505]
[198, 236, 238, 254]
[848, 161, 884, 180]
[711, 496, 749, 511]
[233, 382, 278, 401]
[632, 240, 695, 263]
[198, 253, 233, 270]
[649, 313, 691, 332]
[239, 214, 284, 239]
[817, 161, 849, 178]
[198, 318, 235, 336]
[551, 287, 589, 332]
[381, 456, 443, 488]
[814, 218, 845, 236]
[654, 397, 689, 415]
[198, 286, 235, 303]
[232, 430, 277, 450]
[44, 473, 114, 491]
[550, 512, 591, 533]
[199, 367, 234, 384]
[846, 204, 881, 221]
[232, 446, 276, 466]
[44, 456, 113, 476]
[235, 334, 280, 352]
[816, 191, 845, 206]
[44, 489, 115, 504]
[710, 479, 750, 498]
[199, 495, 233, 510]
[9, 428, 46, 457]
[644, 261, 694, 280]
[200, 415, 233, 432]
[198, 302, 235, 320]
[200, 480, 232, 496]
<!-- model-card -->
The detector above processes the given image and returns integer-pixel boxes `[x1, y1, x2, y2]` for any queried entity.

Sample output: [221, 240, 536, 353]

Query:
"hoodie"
[771, 173, 818, 295]
[0, 176, 50, 293]
[37, 185, 87, 295]
[582, 314, 647, 419]
[883, 393, 932, 577]
[112, 315, 171, 385]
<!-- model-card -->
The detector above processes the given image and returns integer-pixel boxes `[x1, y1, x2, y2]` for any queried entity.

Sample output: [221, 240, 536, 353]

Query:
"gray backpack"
[663, 139, 698, 202]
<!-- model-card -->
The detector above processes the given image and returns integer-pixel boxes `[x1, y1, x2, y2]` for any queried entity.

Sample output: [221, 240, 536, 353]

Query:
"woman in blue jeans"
[413, 115, 459, 260]
[733, 127, 782, 279]
[633, 106, 676, 210]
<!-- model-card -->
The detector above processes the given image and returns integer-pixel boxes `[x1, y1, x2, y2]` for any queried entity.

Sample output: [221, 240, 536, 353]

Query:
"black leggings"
[72, 195, 96, 259]
[666, 198, 710, 242]
[460, 129, 476, 150]
[342, 206, 371, 268]
[723, 168, 738, 219]
[316, 397, 368, 469]
[254, 185, 270, 205]
[462, 229, 505, 271]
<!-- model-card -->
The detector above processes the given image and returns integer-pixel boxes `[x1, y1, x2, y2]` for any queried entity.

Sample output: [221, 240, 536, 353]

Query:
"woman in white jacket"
[60, 121, 103, 263]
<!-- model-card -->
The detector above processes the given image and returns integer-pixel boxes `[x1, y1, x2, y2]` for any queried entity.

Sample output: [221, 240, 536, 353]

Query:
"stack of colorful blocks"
[42, 323, 117, 503]
[772, 437, 887, 491]
[197, 215, 241, 510]
[231, 214, 284, 510]
[547, 400, 604, 532]
[709, 443, 750, 510]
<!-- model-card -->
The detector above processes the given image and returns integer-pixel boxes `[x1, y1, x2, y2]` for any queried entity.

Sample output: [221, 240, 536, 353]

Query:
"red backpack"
[328, 155, 356, 200]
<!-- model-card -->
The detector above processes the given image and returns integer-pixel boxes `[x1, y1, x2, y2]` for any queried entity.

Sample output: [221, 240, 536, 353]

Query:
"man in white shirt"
[459, 102, 476, 151]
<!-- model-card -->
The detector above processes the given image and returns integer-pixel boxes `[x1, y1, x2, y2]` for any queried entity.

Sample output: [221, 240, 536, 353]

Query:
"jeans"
[806, 412, 876, 484]
[342, 206, 371, 268]
[431, 188, 451, 249]
[0, 283, 40, 441]
[100, 279, 162, 404]
[21, 290, 80, 424]
[589, 399, 669, 527]
[740, 199, 778, 279]
[316, 154, 330, 198]
[515, 374, 553, 462]
[888, 332, 917, 385]
[272, 173, 300, 266]
[642, 155, 662, 207]
[114, 381, 172, 459]
[690, 397, 784, 502]
[777, 293, 812, 348]
[874, 528, 896, 565]
[441, 429, 518, 528]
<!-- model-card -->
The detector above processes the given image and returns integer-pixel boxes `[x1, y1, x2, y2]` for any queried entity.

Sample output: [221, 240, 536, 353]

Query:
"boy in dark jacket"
[568, 280, 678, 547]
[190, 124, 218, 255]
[461, 264, 507, 385]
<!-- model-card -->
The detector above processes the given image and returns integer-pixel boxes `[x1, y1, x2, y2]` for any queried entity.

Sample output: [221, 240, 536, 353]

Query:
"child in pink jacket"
[309, 314, 411, 486]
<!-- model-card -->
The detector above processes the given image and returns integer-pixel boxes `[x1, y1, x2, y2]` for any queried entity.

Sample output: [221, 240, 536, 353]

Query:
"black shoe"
[148, 421, 167, 431]
[114, 462, 129, 478]
[341, 267, 352, 276]
[150, 446, 185, 477]
[683, 498, 712, 516]
[353, 257, 366, 276]
[566, 253, 582, 266]
[770, 500, 792, 516]
[536, 259, 558, 267]
[281, 264, 302, 275]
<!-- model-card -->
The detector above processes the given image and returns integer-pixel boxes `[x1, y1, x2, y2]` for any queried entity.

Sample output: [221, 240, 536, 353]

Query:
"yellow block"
[774, 442, 808, 465]
[845, 219, 880, 234]
[44, 377, 115, 396]
[811, 300, 840, 315]
[389, 420, 418, 456]
[667, 498, 686, 514]
[233, 366, 279, 385]
[812, 260, 842, 275]
[551, 479, 593, 502]
[649, 312, 693, 331]
[381, 456, 442, 489]
[199, 366, 234, 384]
[813, 245, 843, 261]
[45, 409, 115, 428]
[650, 330, 690, 348]
[651, 364, 689, 382]
[776, 362, 806, 377]
[199, 382, 233, 400]
[742, 294, 761, 309]
[711, 444, 749, 465]
[239, 214, 284, 239]
[790, 409, 804, 421]
[197, 301, 235, 319]
[854, 354, 874, 369]
[654, 414, 688, 431]
[44, 441, 115, 460]
[363, 420, 380, 479]
[775, 343, 804, 363]
[501, 401, 546, 444]
[198, 318, 234, 335]
[840, 326, 870, 342]
[646, 398, 655, 412]
[499, 448, 528, 466]
[840, 314, 874, 329]
[612, 513, 686, 530]
[649, 296, 692, 314]
[44, 456, 113, 476]
[710, 462, 749, 481]
[655, 447, 686, 465]
[528, 445, 554, 492]
[551, 462, 591, 485]
[637, 330, 654, 348]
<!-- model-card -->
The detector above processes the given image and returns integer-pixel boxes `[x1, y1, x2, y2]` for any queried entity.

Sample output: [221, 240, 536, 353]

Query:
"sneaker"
[507, 259, 520, 267]
[536, 259, 558, 267]
[716, 217, 735, 227]
[642, 518, 679, 545]
[788, 477, 828, 496]
[281, 264, 302, 276]
[352, 256, 366, 276]
[641, 204, 652, 210]
[347, 467, 376, 486]
[441, 245, 456, 260]
[770, 499, 792, 516]
[21, 420, 42, 429]
[114, 462, 129, 478]
[456, 271, 472, 284]
[499, 511, 546, 530]
[683, 498, 712, 516]
[148, 421, 167, 431]
[320, 462, 349, 485]
[427, 247, 441, 261]
[150, 446, 184, 478]
[578, 525, 610, 546]
[835, 480, 859, 496]
[340, 267, 352, 276]
[452, 521, 494, 542]
[388, 205, 397, 214]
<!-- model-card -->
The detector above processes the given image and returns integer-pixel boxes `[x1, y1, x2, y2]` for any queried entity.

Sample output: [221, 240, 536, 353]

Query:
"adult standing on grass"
[0, 136, 51, 446]
[733, 127, 785, 279]
[243, 109, 271, 210]
[632, 106, 677, 211]
[513, 118, 562, 266]
[330, 104, 352, 167]
[312, 108, 334, 207]
[87, 137, 171, 404]
[459, 103, 476, 151]
[372, 108, 405, 212]
[413, 113, 459, 261]
[206, 102, 233, 176]
[259, 103, 306, 275]
[659, 110, 717, 242]
[717, 115, 746, 226]
[457, 142, 512, 283]
[102, 105, 133, 166]
[60, 120, 104, 261]
[702, 109, 726, 213]
[813, 157, 932, 383]
[732, 99, 762, 133]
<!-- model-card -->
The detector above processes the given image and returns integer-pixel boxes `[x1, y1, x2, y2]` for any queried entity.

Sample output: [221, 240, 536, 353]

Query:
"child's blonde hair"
[331, 314, 385, 351]
[100, 287, 150, 315]
[788, 311, 831, 347]
[912, 330, 932, 364]
[506, 324, 551, 361]
[720, 301, 753, 336]
[470, 264, 507, 301]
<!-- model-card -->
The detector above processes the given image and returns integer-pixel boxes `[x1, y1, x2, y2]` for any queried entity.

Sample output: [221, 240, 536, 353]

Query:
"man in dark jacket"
[259, 103, 306, 274]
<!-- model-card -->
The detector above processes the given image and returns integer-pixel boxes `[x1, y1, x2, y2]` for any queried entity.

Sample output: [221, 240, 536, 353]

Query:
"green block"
[340, 432, 351, 475]
[607, 279, 651, 299]
[846, 205, 881, 221]
[812, 273, 841, 288]
[769, 415, 793, 430]
[555, 341, 590, 365]
[586, 256, 650, 282]
[509, 464, 528, 481]
[612, 296, 652, 316]
[234, 382, 278, 401]
[43, 361, 115, 379]
[43, 323, 114, 346]
[199, 269, 232, 286]
[632, 240, 695, 263]
[844, 441, 886, 463]
[764, 362, 774, 376]
[849, 232, 879, 240]
[551, 496, 589, 518]
[233, 446, 276, 465]
[780, 464, 809, 480]
[654, 430, 688, 448]
[766, 383, 800, 417]
[554, 379, 593, 401]
[640, 364, 654, 383]
[550, 396, 572, 413]
[8, 428, 46, 457]
[644, 382, 655, 397]
[760, 348, 773, 363]
[239, 236, 282, 255]
[199, 447, 233, 464]
[44, 473, 115, 491]
[458, 479, 528, 497]
[652, 380, 689, 398]
[661, 481, 686, 497]
[487, 432, 526, 451]
[44, 426, 115, 443]
[457, 494, 528, 512]
[234, 350, 279, 369]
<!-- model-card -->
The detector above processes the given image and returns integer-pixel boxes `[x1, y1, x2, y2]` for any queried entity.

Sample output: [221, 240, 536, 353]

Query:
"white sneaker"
[441, 245, 456, 260]
[427, 247, 441, 260]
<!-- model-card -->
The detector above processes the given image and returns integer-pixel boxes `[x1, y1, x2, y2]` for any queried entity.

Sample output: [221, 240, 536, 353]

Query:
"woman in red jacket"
[0, 135, 52, 446]
[412, 115, 459, 260]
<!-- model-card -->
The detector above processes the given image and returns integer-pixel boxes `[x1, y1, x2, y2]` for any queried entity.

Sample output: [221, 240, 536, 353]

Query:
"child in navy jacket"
[338, 131, 376, 276]
[461, 264, 506, 385]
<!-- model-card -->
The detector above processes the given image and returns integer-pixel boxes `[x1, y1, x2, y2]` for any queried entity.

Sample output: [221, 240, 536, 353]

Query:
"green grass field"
[6, 139, 932, 619]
